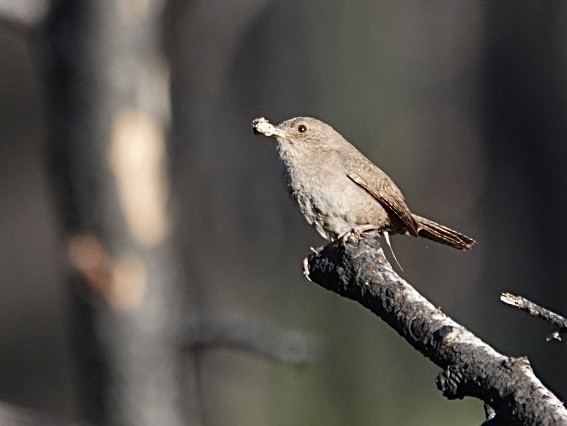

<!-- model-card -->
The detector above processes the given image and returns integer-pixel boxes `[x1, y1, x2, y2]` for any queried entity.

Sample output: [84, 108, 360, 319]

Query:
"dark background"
[0, 1, 566, 425]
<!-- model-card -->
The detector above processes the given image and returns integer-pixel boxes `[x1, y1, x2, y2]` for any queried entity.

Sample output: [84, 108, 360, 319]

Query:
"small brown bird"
[252, 116, 475, 253]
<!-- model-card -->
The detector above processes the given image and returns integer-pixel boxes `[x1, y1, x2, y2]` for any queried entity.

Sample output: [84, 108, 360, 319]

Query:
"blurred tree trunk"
[41, 1, 192, 424]
[165, 1, 317, 424]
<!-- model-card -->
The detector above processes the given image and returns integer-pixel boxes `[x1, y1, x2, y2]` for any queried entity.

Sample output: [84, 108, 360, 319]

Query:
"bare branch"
[0, 401, 76, 426]
[500, 292, 567, 341]
[0, 0, 49, 29]
[181, 313, 320, 365]
[305, 237, 567, 425]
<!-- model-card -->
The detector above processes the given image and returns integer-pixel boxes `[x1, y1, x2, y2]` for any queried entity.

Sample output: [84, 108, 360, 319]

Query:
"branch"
[500, 292, 567, 341]
[0, 401, 75, 426]
[0, 0, 49, 29]
[180, 313, 320, 365]
[305, 237, 567, 425]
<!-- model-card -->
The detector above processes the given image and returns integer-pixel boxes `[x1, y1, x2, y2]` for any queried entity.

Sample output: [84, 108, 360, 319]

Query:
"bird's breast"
[278, 146, 384, 238]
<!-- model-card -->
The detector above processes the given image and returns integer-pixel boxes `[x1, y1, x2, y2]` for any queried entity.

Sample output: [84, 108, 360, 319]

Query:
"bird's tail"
[412, 214, 475, 251]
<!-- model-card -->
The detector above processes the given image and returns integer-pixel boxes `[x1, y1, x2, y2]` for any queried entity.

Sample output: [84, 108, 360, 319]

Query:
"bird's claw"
[338, 225, 380, 245]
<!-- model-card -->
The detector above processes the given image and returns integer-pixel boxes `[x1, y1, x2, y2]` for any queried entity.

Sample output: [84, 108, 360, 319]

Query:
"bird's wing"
[344, 152, 419, 236]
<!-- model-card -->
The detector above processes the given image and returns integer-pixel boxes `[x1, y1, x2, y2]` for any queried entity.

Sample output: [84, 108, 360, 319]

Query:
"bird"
[252, 116, 475, 256]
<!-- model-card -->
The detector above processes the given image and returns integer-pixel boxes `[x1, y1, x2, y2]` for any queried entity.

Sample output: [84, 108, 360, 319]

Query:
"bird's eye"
[298, 124, 307, 133]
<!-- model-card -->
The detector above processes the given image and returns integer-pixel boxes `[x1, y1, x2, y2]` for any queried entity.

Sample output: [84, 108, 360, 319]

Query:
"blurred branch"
[500, 292, 567, 341]
[0, 0, 49, 29]
[0, 401, 76, 426]
[305, 237, 567, 425]
[181, 313, 320, 364]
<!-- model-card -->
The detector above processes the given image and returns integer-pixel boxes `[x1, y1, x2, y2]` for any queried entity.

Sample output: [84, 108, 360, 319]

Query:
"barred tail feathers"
[413, 214, 475, 251]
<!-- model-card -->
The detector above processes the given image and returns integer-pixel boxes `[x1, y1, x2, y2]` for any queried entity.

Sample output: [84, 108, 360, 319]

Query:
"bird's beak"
[252, 117, 289, 139]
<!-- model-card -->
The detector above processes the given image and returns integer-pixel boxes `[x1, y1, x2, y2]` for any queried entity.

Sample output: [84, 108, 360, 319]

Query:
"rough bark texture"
[306, 237, 567, 425]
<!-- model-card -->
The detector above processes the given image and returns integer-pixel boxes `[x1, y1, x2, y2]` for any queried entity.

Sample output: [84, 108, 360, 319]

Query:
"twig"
[305, 236, 567, 425]
[500, 292, 567, 341]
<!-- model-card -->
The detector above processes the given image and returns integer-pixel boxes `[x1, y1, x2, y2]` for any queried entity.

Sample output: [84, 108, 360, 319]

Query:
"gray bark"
[306, 238, 567, 425]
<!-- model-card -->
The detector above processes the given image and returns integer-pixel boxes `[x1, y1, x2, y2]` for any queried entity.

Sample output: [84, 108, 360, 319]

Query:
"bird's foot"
[338, 225, 381, 245]
[336, 226, 403, 270]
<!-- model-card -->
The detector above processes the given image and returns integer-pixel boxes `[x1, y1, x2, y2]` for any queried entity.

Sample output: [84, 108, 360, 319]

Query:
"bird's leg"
[337, 226, 403, 271]
[338, 224, 381, 245]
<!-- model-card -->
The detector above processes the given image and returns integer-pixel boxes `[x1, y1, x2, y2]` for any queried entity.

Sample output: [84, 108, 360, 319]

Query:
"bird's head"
[252, 116, 343, 151]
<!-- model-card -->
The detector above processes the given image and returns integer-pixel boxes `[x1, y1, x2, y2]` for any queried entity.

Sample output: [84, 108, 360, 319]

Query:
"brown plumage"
[252, 116, 475, 251]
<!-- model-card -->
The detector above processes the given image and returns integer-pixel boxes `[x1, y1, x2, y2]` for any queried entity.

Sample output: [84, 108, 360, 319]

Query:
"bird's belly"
[286, 169, 388, 239]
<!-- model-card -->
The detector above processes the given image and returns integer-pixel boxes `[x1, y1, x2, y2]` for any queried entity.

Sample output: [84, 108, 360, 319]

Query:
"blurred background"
[0, 0, 566, 425]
